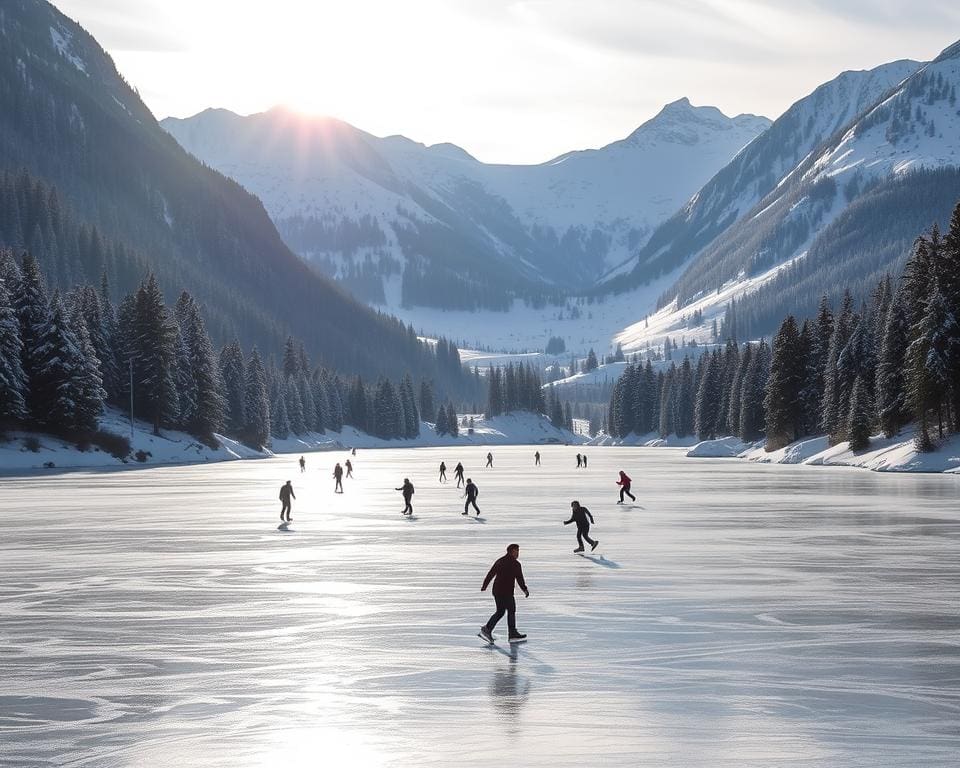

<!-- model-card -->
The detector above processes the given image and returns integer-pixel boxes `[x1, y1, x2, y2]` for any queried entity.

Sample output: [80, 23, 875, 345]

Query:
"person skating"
[439, 461, 447, 483]
[333, 462, 344, 494]
[279, 480, 296, 522]
[299, 456, 306, 473]
[454, 462, 465, 488]
[534, 450, 540, 466]
[485, 452, 494, 468]
[396, 478, 415, 515]
[462, 478, 481, 516]
[582, 454, 588, 468]
[616, 470, 635, 503]
[479, 544, 528, 643]
[352, 447, 357, 456]
[345, 459, 354, 479]
[564, 500, 598, 552]
[576, 453, 582, 468]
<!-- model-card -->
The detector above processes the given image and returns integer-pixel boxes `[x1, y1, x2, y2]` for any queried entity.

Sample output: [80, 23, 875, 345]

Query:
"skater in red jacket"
[479, 544, 528, 642]
[616, 470, 636, 503]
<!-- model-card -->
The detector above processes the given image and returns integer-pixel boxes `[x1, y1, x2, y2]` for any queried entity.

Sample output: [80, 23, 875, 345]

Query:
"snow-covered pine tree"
[694, 349, 723, 440]
[270, 373, 290, 441]
[419, 380, 434, 423]
[284, 376, 305, 435]
[716, 341, 740, 436]
[174, 327, 197, 429]
[282, 336, 300, 379]
[583, 348, 599, 373]
[401, 374, 419, 438]
[676, 357, 695, 438]
[727, 343, 750, 438]
[847, 375, 872, 452]
[178, 295, 225, 440]
[15, 253, 51, 420]
[243, 347, 270, 448]
[219, 340, 246, 435]
[764, 315, 805, 450]
[325, 374, 344, 432]
[132, 275, 179, 435]
[658, 364, 675, 437]
[943, 202, 960, 432]
[435, 402, 448, 435]
[0, 275, 27, 421]
[876, 289, 910, 438]
[310, 369, 329, 433]
[75, 284, 119, 405]
[564, 401, 573, 432]
[739, 341, 770, 442]
[98, 273, 122, 404]
[299, 375, 317, 435]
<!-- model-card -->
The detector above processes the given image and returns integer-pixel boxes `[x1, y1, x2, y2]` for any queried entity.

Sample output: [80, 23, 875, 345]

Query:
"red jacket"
[617, 472, 631, 486]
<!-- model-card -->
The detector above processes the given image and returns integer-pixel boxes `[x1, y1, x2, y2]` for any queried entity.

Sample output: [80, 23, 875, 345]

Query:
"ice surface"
[2, 446, 959, 766]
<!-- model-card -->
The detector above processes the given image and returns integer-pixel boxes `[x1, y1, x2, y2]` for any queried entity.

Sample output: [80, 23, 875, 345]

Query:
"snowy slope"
[161, 102, 768, 303]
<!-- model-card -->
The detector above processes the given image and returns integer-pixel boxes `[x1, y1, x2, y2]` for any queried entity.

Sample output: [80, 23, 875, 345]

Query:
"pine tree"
[764, 316, 805, 449]
[447, 402, 459, 437]
[132, 275, 179, 435]
[400, 374, 419, 438]
[0, 276, 27, 421]
[243, 348, 270, 447]
[658, 364, 675, 437]
[675, 358, 695, 438]
[374, 378, 402, 439]
[419, 380, 434, 424]
[325, 374, 344, 432]
[299, 375, 317, 434]
[739, 341, 770, 442]
[219, 340, 246, 435]
[285, 376, 305, 435]
[583, 348, 599, 373]
[270, 372, 290, 441]
[174, 328, 197, 428]
[311, 369, 330, 433]
[876, 289, 909, 438]
[727, 343, 750, 438]
[15, 253, 51, 420]
[694, 350, 722, 440]
[435, 402, 448, 435]
[847, 375, 872, 451]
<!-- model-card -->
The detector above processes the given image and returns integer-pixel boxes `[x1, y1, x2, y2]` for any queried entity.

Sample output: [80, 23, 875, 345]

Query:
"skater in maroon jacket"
[479, 544, 528, 642]
[616, 470, 636, 503]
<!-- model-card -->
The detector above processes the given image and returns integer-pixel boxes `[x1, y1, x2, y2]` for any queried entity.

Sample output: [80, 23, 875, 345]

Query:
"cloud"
[53, 0, 186, 51]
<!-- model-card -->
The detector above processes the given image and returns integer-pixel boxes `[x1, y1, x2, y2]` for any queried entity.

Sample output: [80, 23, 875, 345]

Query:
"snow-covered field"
[2, 446, 959, 767]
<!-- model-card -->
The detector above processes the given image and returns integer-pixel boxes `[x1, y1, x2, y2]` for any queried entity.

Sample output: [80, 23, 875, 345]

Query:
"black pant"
[440, 470, 446, 482]
[456, 474, 464, 487]
[576, 524, 596, 549]
[335, 478, 343, 493]
[402, 497, 413, 514]
[465, 497, 480, 514]
[619, 484, 635, 502]
[281, 500, 291, 520]
[485, 593, 516, 634]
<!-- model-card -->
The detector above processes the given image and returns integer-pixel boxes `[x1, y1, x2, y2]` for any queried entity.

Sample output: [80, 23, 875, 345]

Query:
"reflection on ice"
[1, 445, 959, 767]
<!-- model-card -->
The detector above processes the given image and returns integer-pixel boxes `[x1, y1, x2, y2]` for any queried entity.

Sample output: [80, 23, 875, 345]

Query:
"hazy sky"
[55, 0, 960, 164]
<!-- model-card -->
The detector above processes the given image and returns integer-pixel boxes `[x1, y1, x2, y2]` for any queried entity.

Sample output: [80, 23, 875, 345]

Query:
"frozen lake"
[2, 446, 959, 767]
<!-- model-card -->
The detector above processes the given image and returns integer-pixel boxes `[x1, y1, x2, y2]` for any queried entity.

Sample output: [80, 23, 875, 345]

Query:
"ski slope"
[2, 446, 959, 767]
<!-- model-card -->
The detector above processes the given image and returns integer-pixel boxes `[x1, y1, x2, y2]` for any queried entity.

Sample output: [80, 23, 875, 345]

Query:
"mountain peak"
[622, 99, 770, 147]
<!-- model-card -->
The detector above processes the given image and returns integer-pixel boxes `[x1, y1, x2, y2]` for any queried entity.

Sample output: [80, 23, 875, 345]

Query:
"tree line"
[607, 199, 960, 453]
[0, 250, 453, 447]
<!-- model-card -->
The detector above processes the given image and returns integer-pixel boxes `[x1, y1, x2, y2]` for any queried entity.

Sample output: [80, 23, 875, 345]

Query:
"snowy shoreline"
[590, 428, 960, 474]
[0, 409, 584, 474]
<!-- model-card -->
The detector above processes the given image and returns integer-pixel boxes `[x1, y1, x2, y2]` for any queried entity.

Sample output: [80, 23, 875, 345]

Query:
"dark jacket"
[617, 472, 631, 486]
[465, 481, 478, 499]
[455, 463, 464, 474]
[564, 506, 594, 528]
[482, 554, 528, 596]
[334, 465, 343, 478]
[279, 483, 295, 501]
[397, 481, 414, 499]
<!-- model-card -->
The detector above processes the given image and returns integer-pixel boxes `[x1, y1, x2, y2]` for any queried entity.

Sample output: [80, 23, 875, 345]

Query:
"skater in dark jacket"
[462, 478, 481, 516]
[279, 480, 296, 522]
[299, 456, 306, 472]
[479, 544, 528, 642]
[345, 459, 354, 478]
[439, 461, 447, 483]
[485, 452, 493, 468]
[564, 500, 598, 552]
[534, 451, 540, 466]
[454, 462, 465, 488]
[616, 470, 635, 503]
[396, 478, 415, 515]
[582, 454, 588, 468]
[333, 463, 344, 493]
[576, 453, 582, 468]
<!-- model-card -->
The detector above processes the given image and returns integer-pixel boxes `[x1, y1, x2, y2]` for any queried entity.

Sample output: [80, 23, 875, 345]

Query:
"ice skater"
[462, 478, 481, 516]
[279, 480, 296, 522]
[564, 500, 598, 553]
[534, 450, 540, 466]
[582, 454, 588, 468]
[454, 462, 465, 487]
[439, 461, 447, 483]
[486, 452, 494, 468]
[333, 462, 344, 493]
[576, 453, 582, 468]
[299, 456, 306, 472]
[345, 459, 354, 479]
[396, 478, 415, 515]
[616, 470, 635, 503]
[479, 543, 528, 643]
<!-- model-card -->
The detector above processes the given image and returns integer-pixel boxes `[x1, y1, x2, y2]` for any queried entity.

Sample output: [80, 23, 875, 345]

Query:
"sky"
[54, 0, 960, 164]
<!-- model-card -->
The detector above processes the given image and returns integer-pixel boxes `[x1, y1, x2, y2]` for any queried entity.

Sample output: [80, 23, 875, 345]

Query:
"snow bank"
[588, 430, 701, 448]
[0, 409, 582, 473]
[686, 436, 752, 457]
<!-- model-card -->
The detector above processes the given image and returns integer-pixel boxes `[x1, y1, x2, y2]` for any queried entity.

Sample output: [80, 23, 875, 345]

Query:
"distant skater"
[455, 462, 465, 488]
[564, 500, 598, 553]
[299, 456, 306, 472]
[486, 452, 493, 468]
[333, 462, 344, 493]
[616, 470, 635, 503]
[534, 450, 540, 466]
[352, 448, 357, 456]
[439, 461, 447, 483]
[462, 478, 481, 516]
[582, 455, 587, 469]
[479, 543, 528, 643]
[279, 480, 296, 522]
[397, 478, 415, 515]
[345, 459, 354, 479]
[576, 453, 582, 468]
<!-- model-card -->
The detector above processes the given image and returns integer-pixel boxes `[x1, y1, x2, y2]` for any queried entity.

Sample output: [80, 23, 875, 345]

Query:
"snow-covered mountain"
[613, 59, 920, 293]
[161, 102, 769, 310]
[613, 39, 960, 355]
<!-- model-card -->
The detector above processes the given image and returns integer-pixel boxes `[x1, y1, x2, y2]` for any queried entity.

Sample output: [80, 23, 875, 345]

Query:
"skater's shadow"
[578, 554, 621, 569]
[489, 663, 531, 718]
